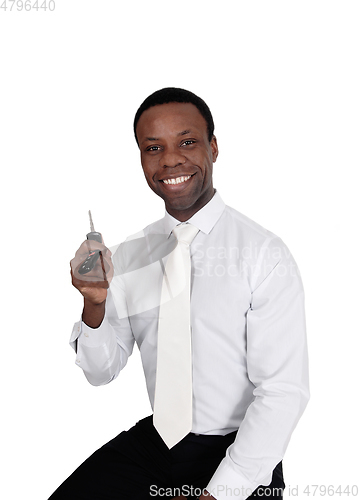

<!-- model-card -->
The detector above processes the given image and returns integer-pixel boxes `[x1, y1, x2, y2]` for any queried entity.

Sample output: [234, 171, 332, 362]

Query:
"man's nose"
[160, 149, 186, 168]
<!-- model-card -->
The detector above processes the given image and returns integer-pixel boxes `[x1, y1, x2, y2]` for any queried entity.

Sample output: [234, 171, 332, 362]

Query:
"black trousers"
[49, 416, 285, 500]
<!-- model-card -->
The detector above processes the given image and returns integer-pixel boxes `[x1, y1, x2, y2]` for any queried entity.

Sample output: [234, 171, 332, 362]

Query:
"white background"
[1, 1, 359, 498]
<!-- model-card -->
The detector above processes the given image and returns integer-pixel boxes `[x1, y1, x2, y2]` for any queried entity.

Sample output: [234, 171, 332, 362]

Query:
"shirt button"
[76, 359, 80, 364]
[84, 332, 89, 337]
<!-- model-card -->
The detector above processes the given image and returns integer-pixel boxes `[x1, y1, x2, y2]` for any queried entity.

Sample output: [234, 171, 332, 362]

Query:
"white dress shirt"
[70, 191, 309, 500]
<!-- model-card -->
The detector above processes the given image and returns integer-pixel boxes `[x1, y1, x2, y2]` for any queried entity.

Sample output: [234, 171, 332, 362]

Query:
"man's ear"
[210, 135, 219, 162]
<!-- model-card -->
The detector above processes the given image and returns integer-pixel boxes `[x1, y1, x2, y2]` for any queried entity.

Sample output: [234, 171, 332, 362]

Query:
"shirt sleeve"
[206, 237, 310, 500]
[69, 258, 135, 387]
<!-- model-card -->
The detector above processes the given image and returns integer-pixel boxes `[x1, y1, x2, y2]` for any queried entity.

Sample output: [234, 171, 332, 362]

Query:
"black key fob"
[78, 249, 102, 275]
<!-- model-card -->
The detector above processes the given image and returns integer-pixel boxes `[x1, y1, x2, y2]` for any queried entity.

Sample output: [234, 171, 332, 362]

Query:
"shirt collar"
[163, 190, 226, 236]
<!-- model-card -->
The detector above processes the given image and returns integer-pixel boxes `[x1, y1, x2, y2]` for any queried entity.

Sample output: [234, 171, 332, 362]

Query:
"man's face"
[136, 102, 218, 221]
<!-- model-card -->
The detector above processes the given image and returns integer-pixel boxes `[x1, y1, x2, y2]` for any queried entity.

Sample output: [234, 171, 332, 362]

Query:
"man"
[50, 88, 309, 499]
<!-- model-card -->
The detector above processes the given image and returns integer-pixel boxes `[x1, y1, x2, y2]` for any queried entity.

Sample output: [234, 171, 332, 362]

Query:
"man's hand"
[70, 239, 113, 327]
[71, 239, 113, 302]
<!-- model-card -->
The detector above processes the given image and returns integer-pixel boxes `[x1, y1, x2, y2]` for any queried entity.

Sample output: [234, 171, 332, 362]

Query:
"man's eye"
[181, 140, 196, 147]
[146, 145, 161, 152]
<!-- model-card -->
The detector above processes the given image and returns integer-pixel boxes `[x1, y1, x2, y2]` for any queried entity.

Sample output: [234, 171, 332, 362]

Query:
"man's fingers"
[74, 239, 111, 259]
[71, 268, 111, 290]
[71, 257, 113, 283]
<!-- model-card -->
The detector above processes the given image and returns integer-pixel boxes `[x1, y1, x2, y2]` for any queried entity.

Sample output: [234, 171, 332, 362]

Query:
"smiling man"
[50, 88, 309, 500]
[136, 101, 218, 222]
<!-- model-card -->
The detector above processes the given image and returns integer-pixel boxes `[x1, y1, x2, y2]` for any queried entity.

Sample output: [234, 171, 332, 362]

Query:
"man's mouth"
[161, 174, 193, 185]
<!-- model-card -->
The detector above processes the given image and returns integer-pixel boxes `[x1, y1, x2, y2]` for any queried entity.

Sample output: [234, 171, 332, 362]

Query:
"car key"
[78, 211, 103, 275]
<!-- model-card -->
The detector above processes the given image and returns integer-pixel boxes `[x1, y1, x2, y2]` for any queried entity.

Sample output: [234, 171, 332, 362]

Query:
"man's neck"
[166, 189, 216, 222]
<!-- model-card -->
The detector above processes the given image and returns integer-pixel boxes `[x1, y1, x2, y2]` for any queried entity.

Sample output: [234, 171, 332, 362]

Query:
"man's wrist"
[82, 298, 106, 328]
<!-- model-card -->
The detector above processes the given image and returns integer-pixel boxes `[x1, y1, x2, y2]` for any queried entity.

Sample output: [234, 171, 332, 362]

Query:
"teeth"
[163, 175, 191, 185]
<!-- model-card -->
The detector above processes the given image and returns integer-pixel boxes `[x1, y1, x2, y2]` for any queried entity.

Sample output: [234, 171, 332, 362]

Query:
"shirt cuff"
[69, 318, 112, 351]
[206, 459, 270, 500]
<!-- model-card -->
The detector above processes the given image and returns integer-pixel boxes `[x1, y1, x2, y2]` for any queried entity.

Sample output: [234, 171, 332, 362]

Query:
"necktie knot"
[172, 223, 199, 246]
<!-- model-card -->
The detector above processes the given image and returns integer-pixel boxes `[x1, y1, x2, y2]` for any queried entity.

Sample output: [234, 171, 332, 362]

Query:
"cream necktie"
[153, 223, 199, 449]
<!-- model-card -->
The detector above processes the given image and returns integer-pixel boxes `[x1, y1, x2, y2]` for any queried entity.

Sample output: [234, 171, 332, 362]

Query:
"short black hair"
[133, 87, 215, 146]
